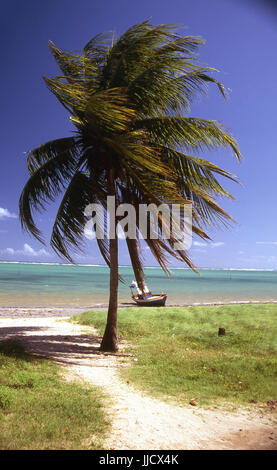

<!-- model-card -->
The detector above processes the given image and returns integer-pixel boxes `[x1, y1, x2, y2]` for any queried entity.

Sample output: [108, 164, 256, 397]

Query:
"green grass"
[72, 304, 277, 407]
[0, 339, 110, 450]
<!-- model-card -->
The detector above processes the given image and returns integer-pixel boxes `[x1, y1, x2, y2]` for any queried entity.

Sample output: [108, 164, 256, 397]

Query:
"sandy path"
[0, 316, 276, 450]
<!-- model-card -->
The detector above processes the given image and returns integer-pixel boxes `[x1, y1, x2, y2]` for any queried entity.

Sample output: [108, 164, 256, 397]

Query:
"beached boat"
[132, 293, 167, 306]
[129, 281, 167, 306]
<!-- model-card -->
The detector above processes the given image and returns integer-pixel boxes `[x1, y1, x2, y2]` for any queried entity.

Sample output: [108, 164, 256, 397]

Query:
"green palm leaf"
[134, 116, 242, 159]
[19, 140, 80, 242]
[50, 172, 92, 262]
[27, 137, 79, 174]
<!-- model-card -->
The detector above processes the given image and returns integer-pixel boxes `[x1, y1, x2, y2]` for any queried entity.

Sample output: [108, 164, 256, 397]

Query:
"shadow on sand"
[0, 324, 130, 367]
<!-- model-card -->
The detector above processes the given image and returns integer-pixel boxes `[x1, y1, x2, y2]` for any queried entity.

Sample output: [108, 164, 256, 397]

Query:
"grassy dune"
[72, 304, 277, 407]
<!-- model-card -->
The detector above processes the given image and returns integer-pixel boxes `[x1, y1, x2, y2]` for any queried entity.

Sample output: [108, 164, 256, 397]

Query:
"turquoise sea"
[0, 262, 276, 307]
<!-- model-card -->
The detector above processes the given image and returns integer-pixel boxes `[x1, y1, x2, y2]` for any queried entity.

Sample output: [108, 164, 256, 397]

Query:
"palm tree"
[19, 21, 242, 352]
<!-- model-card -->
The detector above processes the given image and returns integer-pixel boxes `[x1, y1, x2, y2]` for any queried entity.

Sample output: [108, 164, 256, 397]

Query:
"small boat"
[132, 293, 167, 306]
[129, 281, 167, 307]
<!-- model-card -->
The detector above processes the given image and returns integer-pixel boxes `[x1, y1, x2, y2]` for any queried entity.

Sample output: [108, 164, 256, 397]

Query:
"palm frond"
[134, 116, 242, 160]
[27, 137, 79, 174]
[50, 172, 93, 262]
[48, 42, 87, 82]
[103, 134, 176, 180]
[83, 32, 111, 58]
[19, 142, 80, 242]
[158, 146, 238, 199]
[43, 76, 88, 115]
[84, 88, 136, 135]
[100, 21, 174, 87]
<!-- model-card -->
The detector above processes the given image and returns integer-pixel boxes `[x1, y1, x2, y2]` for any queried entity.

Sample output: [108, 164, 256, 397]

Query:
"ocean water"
[0, 262, 277, 307]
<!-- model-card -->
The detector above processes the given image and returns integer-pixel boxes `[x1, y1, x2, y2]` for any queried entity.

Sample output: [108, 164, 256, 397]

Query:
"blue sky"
[1, 0, 277, 269]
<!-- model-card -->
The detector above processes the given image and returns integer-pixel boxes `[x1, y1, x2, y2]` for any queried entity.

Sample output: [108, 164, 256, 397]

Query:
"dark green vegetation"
[19, 21, 242, 351]
[0, 339, 109, 449]
[72, 304, 277, 406]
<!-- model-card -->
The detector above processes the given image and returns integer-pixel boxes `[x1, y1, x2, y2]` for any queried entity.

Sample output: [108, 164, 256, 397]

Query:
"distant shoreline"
[0, 261, 276, 271]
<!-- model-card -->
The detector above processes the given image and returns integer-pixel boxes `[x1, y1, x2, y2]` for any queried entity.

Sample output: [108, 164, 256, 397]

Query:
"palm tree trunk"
[99, 234, 118, 352]
[126, 237, 146, 294]
[100, 169, 119, 352]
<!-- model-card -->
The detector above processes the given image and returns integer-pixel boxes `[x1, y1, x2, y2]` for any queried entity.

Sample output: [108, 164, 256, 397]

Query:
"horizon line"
[0, 260, 276, 271]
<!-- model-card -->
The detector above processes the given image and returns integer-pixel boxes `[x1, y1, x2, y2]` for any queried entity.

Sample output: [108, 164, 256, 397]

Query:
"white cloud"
[193, 241, 225, 248]
[0, 207, 17, 219]
[0, 243, 50, 258]
[23, 243, 50, 257]
[256, 241, 277, 245]
[193, 241, 207, 247]
[211, 242, 225, 248]
[267, 256, 277, 263]
[5, 247, 15, 255]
